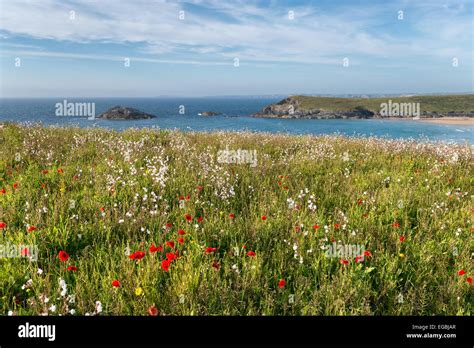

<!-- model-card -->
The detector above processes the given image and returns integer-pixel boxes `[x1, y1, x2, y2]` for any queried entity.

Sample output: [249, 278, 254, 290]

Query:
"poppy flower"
[58, 250, 69, 262]
[458, 269, 466, 276]
[229, 213, 235, 219]
[247, 251, 256, 257]
[148, 305, 158, 316]
[197, 216, 203, 223]
[0, 221, 6, 229]
[165, 222, 172, 229]
[129, 251, 146, 260]
[185, 214, 192, 221]
[467, 277, 473, 284]
[57, 168, 64, 174]
[178, 237, 185, 245]
[178, 229, 186, 236]
[312, 224, 320, 229]
[363, 250, 372, 258]
[212, 261, 220, 270]
[13, 183, 18, 189]
[355, 255, 364, 263]
[334, 223, 341, 230]
[0, 188, 5, 194]
[100, 207, 105, 212]
[399, 236, 405, 242]
[197, 185, 203, 191]
[67, 266, 78, 272]
[112, 280, 121, 287]
[340, 259, 349, 265]
[166, 241, 175, 249]
[21, 248, 29, 256]
[42, 170, 49, 175]
[205, 247, 217, 254]
[362, 213, 369, 218]
[278, 279, 286, 288]
[27, 226, 37, 233]
[261, 216, 267, 221]
[392, 222, 400, 228]
[149, 244, 163, 253]
[166, 252, 177, 261]
[357, 199, 363, 205]
[161, 259, 170, 272]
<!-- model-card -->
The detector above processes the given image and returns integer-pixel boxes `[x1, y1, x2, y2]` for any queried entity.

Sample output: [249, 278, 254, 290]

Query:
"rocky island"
[200, 111, 222, 116]
[253, 95, 474, 121]
[97, 106, 156, 120]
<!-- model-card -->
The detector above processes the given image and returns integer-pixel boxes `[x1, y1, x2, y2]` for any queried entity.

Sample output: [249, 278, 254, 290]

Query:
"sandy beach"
[417, 117, 474, 126]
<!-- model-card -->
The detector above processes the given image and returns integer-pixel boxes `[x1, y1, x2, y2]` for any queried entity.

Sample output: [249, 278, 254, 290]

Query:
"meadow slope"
[0, 124, 472, 316]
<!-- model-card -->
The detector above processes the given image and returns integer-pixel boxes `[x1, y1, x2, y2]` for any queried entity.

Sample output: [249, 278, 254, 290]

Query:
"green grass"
[292, 94, 474, 113]
[0, 124, 472, 316]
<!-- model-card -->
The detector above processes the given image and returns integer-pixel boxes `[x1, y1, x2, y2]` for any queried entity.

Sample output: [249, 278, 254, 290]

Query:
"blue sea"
[0, 97, 472, 144]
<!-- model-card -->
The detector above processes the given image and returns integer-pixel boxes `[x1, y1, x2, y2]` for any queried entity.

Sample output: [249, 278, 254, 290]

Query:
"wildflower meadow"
[0, 124, 472, 316]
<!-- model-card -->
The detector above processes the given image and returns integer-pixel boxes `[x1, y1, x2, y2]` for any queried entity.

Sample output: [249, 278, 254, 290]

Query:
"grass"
[291, 94, 474, 113]
[0, 123, 472, 316]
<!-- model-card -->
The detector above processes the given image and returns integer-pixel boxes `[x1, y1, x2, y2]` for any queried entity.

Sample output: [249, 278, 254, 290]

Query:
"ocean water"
[0, 97, 472, 144]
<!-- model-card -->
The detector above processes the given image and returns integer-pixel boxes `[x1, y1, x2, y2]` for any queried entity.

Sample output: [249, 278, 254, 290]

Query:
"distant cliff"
[253, 95, 474, 119]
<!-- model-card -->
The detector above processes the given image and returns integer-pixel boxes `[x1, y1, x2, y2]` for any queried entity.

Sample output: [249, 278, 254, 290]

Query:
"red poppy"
[197, 216, 203, 223]
[129, 251, 146, 260]
[357, 199, 363, 205]
[178, 229, 186, 235]
[205, 247, 217, 254]
[392, 222, 400, 228]
[186, 195, 190, 200]
[295, 226, 301, 232]
[212, 261, 220, 270]
[58, 250, 69, 262]
[13, 183, 18, 189]
[362, 213, 369, 218]
[363, 250, 372, 258]
[242, 245, 247, 249]
[178, 237, 185, 245]
[197, 185, 203, 191]
[161, 259, 170, 272]
[42, 169, 49, 174]
[355, 255, 364, 263]
[165, 222, 172, 229]
[312, 224, 320, 229]
[467, 277, 473, 284]
[458, 269, 466, 276]
[21, 248, 29, 256]
[0, 221, 6, 229]
[399, 236, 405, 242]
[340, 259, 349, 265]
[278, 279, 286, 288]
[57, 168, 64, 174]
[247, 251, 256, 257]
[100, 207, 105, 212]
[27, 226, 37, 233]
[0, 188, 5, 194]
[166, 252, 177, 261]
[229, 213, 235, 219]
[261, 216, 267, 221]
[148, 305, 159, 316]
[149, 244, 163, 253]
[179, 195, 184, 201]
[112, 280, 121, 287]
[334, 223, 341, 230]
[166, 241, 175, 249]
[185, 214, 192, 221]
[67, 266, 78, 272]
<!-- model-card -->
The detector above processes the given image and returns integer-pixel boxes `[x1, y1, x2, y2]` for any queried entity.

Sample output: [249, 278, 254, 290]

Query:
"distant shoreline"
[415, 117, 474, 126]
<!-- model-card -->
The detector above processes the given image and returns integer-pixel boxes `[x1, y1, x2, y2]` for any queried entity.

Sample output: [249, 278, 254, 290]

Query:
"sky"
[0, 0, 472, 97]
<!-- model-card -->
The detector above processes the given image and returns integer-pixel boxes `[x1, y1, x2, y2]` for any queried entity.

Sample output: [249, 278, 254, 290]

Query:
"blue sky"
[0, 0, 472, 97]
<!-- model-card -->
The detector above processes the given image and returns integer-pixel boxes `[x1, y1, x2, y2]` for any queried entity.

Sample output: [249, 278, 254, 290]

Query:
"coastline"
[415, 117, 474, 126]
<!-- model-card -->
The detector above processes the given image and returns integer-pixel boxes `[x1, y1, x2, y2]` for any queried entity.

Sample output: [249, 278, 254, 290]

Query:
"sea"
[0, 97, 472, 144]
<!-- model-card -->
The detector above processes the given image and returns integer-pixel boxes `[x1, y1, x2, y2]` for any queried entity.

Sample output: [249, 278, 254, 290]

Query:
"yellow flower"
[135, 287, 143, 296]
[399, 253, 405, 258]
